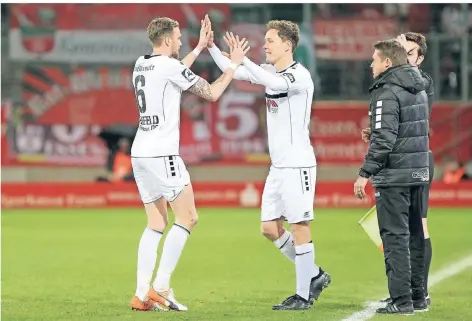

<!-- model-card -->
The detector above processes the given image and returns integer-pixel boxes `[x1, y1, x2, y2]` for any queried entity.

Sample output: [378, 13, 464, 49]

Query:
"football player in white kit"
[130, 16, 249, 312]
[207, 18, 331, 310]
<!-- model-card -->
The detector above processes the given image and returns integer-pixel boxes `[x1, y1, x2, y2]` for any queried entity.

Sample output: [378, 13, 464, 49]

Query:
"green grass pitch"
[2, 208, 472, 321]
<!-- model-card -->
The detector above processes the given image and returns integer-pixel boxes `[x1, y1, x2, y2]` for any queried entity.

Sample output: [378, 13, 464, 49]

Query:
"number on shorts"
[134, 75, 146, 114]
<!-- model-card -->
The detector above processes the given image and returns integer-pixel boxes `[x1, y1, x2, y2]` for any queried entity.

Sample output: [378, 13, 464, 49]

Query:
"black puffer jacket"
[360, 64, 430, 187]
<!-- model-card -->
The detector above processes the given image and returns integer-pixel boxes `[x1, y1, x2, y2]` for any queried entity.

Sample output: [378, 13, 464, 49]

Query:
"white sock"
[311, 241, 321, 278]
[273, 230, 296, 262]
[135, 228, 163, 301]
[153, 224, 190, 291]
[295, 243, 315, 300]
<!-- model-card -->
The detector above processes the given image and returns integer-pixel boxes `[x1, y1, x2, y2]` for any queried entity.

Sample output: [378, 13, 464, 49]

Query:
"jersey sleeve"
[243, 58, 312, 92]
[208, 46, 251, 81]
[167, 59, 201, 91]
[280, 68, 313, 93]
[243, 57, 288, 91]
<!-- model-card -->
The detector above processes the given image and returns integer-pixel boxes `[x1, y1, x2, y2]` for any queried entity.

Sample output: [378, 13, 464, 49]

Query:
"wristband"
[192, 48, 201, 56]
[228, 62, 238, 70]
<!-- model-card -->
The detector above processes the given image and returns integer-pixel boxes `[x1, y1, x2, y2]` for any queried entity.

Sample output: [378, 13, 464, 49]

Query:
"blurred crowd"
[1, 3, 470, 182]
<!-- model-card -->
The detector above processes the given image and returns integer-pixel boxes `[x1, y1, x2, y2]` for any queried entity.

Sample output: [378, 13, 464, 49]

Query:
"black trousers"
[375, 185, 426, 305]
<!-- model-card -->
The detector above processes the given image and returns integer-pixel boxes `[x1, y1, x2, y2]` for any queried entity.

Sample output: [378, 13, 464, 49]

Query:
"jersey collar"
[144, 54, 161, 59]
[276, 61, 298, 73]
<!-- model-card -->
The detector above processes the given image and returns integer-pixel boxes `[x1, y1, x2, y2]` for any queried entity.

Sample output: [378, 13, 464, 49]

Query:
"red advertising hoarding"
[2, 181, 472, 209]
[314, 18, 398, 60]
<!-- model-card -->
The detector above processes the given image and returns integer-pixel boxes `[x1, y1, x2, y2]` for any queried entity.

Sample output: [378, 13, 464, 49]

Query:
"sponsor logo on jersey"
[266, 99, 279, 113]
[134, 64, 155, 72]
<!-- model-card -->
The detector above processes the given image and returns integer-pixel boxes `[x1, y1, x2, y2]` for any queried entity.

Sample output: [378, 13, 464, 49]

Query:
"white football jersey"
[262, 62, 316, 168]
[131, 54, 200, 157]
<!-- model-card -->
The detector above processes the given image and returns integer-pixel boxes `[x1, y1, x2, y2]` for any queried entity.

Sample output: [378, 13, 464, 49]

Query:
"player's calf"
[291, 222, 322, 302]
[134, 198, 168, 307]
[262, 219, 296, 262]
[152, 184, 196, 307]
[261, 219, 285, 241]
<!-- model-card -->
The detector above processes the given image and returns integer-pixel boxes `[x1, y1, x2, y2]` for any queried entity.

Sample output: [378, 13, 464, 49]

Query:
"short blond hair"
[266, 20, 300, 52]
[147, 17, 179, 46]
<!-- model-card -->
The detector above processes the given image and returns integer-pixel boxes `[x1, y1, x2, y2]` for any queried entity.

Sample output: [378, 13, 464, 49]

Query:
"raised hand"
[227, 32, 250, 65]
[197, 14, 211, 50]
[395, 34, 408, 51]
[207, 31, 215, 48]
[223, 31, 239, 51]
[205, 14, 215, 48]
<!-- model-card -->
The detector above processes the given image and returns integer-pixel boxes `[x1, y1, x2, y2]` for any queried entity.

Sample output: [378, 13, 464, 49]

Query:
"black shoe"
[379, 297, 392, 304]
[309, 270, 331, 304]
[376, 302, 414, 315]
[272, 294, 312, 311]
[413, 298, 429, 313]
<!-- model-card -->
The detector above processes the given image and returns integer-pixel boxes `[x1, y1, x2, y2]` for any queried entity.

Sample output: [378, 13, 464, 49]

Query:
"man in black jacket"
[364, 33, 435, 307]
[354, 39, 430, 315]
[397, 33, 434, 306]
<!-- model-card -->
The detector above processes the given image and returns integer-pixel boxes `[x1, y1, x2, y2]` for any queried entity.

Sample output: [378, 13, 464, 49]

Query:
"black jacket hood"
[369, 64, 426, 94]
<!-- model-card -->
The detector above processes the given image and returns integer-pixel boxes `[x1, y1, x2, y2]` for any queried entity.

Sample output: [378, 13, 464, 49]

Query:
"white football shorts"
[131, 156, 190, 203]
[261, 166, 316, 224]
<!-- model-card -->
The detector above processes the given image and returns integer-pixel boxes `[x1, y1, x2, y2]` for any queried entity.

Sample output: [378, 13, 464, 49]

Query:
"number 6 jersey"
[131, 54, 200, 157]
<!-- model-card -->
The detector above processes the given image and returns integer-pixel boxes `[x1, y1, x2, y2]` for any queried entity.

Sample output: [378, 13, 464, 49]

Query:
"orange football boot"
[130, 296, 158, 311]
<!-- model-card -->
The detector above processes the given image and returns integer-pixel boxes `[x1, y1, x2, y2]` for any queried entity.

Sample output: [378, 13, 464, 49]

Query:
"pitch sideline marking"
[340, 253, 472, 321]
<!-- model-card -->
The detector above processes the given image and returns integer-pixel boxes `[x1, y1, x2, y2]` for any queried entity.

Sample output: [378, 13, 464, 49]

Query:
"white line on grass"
[340, 253, 472, 321]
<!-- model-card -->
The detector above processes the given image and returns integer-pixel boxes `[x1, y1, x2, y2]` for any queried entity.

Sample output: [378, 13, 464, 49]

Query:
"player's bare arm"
[187, 78, 217, 101]
[181, 14, 211, 68]
[187, 36, 250, 102]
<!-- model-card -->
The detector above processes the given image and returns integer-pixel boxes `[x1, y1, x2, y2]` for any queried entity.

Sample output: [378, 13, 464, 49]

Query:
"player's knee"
[175, 208, 198, 231]
[190, 212, 199, 229]
[290, 221, 311, 244]
[147, 217, 168, 232]
[260, 222, 279, 241]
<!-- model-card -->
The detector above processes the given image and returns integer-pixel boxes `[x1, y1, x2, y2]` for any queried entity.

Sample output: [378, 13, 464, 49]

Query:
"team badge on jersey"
[181, 68, 196, 82]
[282, 73, 295, 83]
